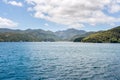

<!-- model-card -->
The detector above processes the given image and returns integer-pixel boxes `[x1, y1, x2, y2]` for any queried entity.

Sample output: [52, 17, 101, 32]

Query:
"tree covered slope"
[81, 26, 120, 43]
[0, 29, 59, 42]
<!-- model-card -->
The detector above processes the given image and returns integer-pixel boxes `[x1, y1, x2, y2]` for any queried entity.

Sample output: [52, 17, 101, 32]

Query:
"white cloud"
[27, 7, 33, 11]
[8, 1, 23, 7]
[26, 0, 120, 28]
[3, 0, 23, 7]
[44, 23, 49, 26]
[0, 17, 18, 28]
[109, 3, 120, 13]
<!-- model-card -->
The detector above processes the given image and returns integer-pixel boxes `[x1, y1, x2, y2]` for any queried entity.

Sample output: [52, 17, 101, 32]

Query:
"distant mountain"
[0, 28, 87, 42]
[76, 26, 120, 43]
[55, 28, 86, 40]
[0, 28, 59, 42]
[71, 32, 95, 41]
[0, 28, 22, 33]
[1, 26, 119, 43]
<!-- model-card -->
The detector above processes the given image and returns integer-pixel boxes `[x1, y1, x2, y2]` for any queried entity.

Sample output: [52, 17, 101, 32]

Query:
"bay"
[0, 42, 120, 80]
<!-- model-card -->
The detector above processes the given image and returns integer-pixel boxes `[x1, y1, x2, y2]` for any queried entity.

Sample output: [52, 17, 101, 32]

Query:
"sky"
[0, 0, 120, 31]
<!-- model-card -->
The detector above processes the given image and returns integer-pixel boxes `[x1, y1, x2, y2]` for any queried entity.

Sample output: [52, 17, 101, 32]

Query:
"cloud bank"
[26, 0, 120, 28]
[0, 17, 18, 28]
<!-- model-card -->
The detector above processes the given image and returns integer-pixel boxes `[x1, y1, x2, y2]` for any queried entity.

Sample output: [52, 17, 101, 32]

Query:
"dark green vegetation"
[0, 26, 120, 43]
[0, 29, 59, 42]
[74, 26, 120, 43]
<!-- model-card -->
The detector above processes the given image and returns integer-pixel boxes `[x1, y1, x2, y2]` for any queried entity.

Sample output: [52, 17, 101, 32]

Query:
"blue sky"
[0, 0, 120, 31]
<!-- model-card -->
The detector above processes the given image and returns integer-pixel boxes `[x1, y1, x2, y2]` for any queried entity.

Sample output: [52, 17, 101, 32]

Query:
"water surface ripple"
[0, 42, 120, 80]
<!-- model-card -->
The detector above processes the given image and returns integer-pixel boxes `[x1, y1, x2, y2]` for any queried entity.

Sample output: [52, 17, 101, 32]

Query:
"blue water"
[0, 42, 120, 80]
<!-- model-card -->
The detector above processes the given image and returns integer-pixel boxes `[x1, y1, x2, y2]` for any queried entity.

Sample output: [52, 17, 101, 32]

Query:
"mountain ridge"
[1, 26, 120, 43]
[0, 28, 87, 42]
[55, 28, 86, 40]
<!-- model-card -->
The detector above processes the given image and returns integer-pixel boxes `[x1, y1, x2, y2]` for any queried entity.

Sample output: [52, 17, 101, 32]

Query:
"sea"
[0, 42, 120, 80]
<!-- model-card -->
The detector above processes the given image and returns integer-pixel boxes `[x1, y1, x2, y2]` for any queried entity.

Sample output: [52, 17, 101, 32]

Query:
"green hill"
[0, 28, 86, 42]
[1, 26, 120, 42]
[0, 29, 59, 42]
[81, 26, 120, 43]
